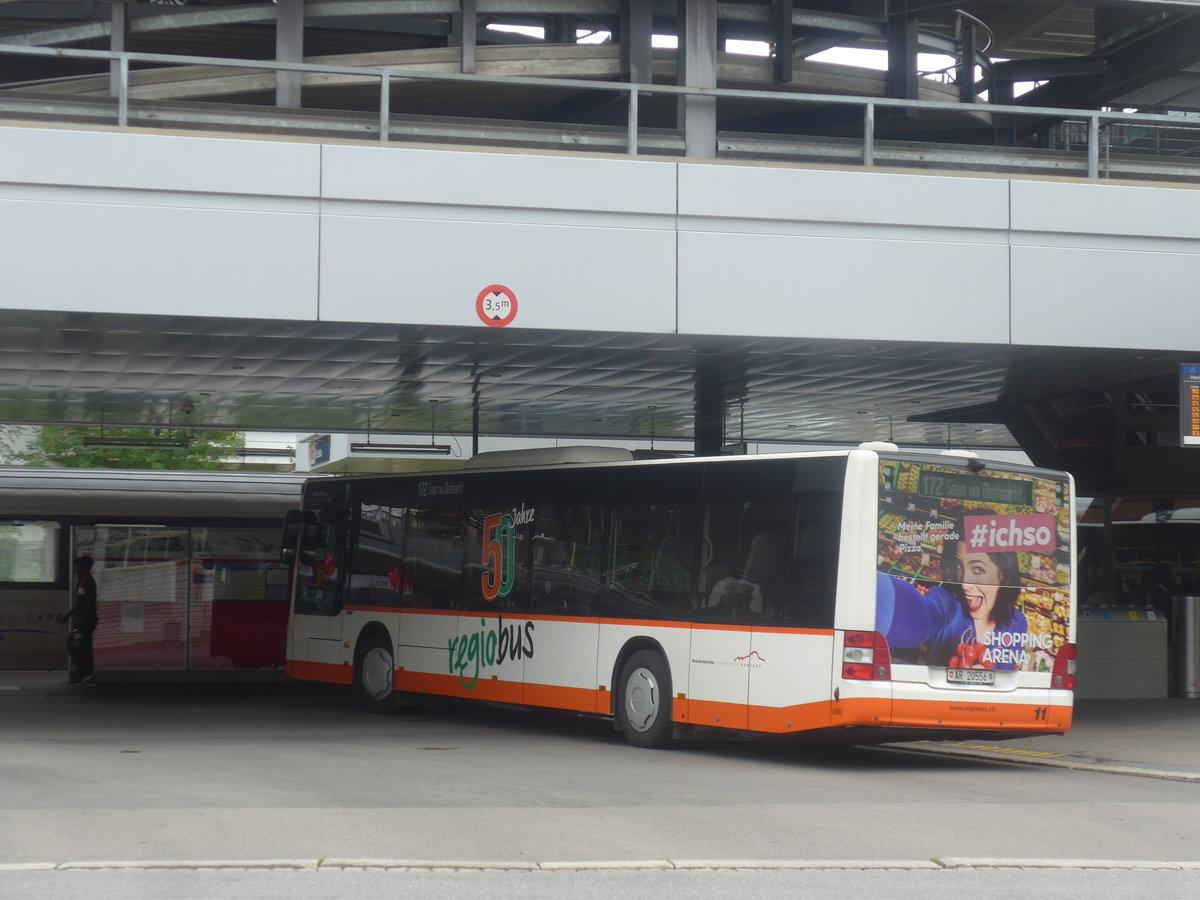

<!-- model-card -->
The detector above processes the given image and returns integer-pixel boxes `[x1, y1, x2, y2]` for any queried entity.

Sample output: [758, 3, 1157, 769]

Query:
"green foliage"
[17, 426, 245, 471]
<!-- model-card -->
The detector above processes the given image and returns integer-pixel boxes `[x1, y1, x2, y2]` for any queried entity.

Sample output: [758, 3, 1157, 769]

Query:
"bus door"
[288, 506, 352, 672]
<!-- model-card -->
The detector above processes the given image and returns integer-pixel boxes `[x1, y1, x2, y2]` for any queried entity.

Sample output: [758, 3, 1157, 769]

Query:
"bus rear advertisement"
[283, 444, 1076, 746]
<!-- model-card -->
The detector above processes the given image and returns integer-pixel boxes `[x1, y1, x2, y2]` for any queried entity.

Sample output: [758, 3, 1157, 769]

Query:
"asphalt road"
[2, 679, 1199, 870]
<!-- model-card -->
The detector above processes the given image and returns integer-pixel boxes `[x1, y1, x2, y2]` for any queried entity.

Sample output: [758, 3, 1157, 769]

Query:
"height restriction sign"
[476, 285, 518, 328]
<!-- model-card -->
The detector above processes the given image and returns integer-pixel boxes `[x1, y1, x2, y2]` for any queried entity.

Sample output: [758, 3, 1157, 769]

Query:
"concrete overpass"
[2, 0, 1200, 496]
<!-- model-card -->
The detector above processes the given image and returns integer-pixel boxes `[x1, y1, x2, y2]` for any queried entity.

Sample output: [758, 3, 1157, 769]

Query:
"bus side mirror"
[280, 509, 302, 563]
[299, 522, 326, 567]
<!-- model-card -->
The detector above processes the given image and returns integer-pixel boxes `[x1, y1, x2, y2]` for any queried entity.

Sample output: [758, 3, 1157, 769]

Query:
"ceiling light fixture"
[349, 442, 452, 455]
[82, 436, 191, 449]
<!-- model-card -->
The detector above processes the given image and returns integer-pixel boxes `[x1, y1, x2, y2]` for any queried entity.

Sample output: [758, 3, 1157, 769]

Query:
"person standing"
[66, 554, 98, 686]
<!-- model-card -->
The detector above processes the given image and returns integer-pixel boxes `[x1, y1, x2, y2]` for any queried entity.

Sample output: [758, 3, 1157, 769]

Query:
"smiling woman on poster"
[876, 513, 1028, 670]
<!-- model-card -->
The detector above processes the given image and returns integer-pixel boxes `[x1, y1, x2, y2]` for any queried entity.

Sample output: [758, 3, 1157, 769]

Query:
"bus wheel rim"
[362, 647, 393, 700]
[624, 666, 659, 732]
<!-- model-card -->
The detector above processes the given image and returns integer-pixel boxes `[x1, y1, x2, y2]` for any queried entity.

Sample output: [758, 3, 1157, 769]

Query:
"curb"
[878, 741, 1200, 783]
[3, 858, 1200, 872]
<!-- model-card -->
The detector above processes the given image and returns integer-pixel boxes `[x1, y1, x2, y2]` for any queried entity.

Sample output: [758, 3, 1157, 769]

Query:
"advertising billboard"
[875, 460, 1072, 675]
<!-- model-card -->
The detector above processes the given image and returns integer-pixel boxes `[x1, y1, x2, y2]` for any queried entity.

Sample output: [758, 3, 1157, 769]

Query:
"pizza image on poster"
[874, 460, 1072, 672]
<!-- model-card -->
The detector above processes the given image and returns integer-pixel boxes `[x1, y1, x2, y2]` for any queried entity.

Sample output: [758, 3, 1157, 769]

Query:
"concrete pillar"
[679, 0, 718, 158]
[450, 0, 477, 74]
[693, 362, 724, 457]
[108, 0, 127, 98]
[620, 0, 653, 84]
[276, 0, 304, 109]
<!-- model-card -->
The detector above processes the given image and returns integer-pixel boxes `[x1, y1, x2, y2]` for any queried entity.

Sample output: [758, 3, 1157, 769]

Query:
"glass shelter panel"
[190, 526, 289, 669]
[75, 525, 189, 670]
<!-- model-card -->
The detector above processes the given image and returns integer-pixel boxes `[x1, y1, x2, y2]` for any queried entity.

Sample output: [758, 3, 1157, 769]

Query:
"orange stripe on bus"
[686, 698, 749, 730]
[286, 658, 353, 685]
[747, 700, 832, 733]
[889, 698, 1073, 732]
[396, 670, 523, 704]
[832, 697, 893, 725]
[523, 682, 602, 713]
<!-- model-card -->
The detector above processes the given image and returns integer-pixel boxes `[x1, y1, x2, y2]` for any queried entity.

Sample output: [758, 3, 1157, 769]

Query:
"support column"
[679, 0, 718, 158]
[772, 0, 793, 84]
[619, 0, 652, 84]
[958, 23, 977, 104]
[693, 362, 724, 457]
[886, 11, 919, 120]
[275, 0, 304, 109]
[108, 0, 127, 98]
[450, 0, 477, 74]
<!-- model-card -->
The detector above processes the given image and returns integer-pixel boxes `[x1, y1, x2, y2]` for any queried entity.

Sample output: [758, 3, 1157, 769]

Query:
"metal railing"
[3, 42, 1200, 179]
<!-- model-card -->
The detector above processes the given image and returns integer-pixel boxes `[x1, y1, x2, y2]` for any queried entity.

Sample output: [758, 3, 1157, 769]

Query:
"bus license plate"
[947, 668, 995, 685]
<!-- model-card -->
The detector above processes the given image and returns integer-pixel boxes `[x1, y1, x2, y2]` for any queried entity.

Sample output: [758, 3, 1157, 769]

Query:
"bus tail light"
[842, 631, 891, 681]
[1052, 642, 1077, 690]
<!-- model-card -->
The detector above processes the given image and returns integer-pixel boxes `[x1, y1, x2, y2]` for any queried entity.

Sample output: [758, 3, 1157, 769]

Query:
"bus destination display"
[916, 470, 1033, 507]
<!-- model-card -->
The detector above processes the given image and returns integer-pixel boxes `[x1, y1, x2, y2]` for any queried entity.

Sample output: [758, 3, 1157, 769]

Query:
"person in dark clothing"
[64, 554, 98, 686]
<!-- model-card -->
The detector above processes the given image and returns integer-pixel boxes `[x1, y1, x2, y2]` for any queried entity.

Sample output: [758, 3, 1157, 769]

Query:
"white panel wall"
[1010, 179, 1200, 351]
[317, 145, 678, 330]
[0, 126, 321, 319]
[676, 164, 1012, 342]
[4, 123, 1200, 354]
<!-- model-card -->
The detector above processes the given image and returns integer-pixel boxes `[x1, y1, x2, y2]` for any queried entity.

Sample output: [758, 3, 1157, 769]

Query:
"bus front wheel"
[356, 633, 396, 713]
[616, 649, 673, 748]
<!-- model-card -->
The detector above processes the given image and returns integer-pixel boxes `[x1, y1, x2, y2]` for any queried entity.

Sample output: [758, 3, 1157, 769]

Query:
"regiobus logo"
[963, 513, 1056, 553]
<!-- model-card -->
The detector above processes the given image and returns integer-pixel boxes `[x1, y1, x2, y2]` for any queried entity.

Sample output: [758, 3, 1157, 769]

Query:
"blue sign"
[308, 435, 332, 466]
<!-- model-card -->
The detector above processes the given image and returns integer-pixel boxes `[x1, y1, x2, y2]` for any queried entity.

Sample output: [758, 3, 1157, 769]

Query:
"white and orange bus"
[282, 443, 1076, 747]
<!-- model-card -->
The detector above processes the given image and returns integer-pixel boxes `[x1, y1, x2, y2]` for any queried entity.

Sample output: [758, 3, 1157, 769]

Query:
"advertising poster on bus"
[875, 460, 1072, 674]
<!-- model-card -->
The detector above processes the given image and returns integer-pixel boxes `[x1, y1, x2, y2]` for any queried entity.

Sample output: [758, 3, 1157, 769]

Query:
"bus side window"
[463, 507, 528, 614]
[405, 507, 464, 610]
[528, 503, 605, 615]
[605, 502, 697, 619]
[781, 495, 841, 629]
[694, 459, 793, 624]
[348, 505, 406, 609]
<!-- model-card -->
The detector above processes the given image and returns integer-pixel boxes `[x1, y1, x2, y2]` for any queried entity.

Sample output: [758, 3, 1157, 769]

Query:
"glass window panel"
[405, 507, 464, 610]
[190, 526, 287, 670]
[604, 466, 702, 620]
[0, 520, 59, 583]
[348, 504, 407, 609]
[529, 501, 606, 616]
[75, 525, 189, 670]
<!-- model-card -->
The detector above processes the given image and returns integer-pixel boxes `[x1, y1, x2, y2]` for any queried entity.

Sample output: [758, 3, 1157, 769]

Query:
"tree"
[13, 426, 245, 470]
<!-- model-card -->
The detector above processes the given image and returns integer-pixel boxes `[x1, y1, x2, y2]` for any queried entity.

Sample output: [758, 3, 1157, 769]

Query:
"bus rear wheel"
[616, 649, 673, 748]
[356, 633, 396, 713]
